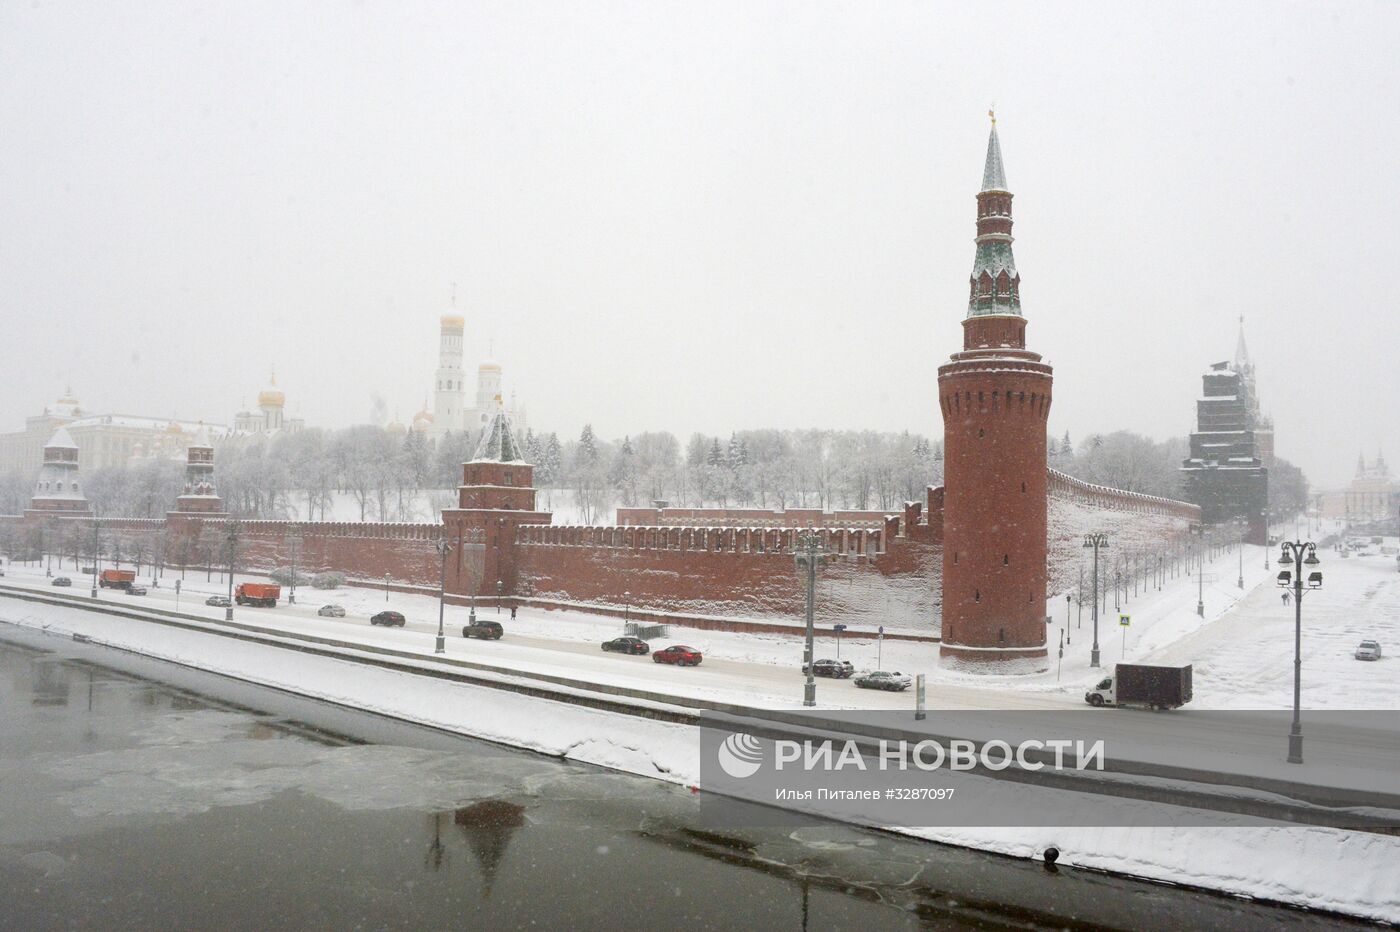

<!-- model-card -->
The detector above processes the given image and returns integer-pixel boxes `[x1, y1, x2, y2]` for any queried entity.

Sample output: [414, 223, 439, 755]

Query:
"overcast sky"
[2, 1, 1397, 487]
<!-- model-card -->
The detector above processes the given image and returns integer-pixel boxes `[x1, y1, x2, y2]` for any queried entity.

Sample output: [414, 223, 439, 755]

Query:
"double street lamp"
[287, 525, 301, 605]
[1277, 540, 1322, 764]
[89, 515, 102, 599]
[1082, 533, 1109, 668]
[795, 531, 829, 707]
[224, 520, 240, 621]
[434, 538, 454, 654]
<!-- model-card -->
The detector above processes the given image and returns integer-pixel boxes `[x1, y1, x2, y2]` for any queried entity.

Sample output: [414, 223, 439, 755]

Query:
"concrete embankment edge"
[1, 589, 1396, 922]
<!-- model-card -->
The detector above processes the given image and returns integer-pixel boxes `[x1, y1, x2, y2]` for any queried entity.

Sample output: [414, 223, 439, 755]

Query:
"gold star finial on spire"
[988, 107, 996, 126]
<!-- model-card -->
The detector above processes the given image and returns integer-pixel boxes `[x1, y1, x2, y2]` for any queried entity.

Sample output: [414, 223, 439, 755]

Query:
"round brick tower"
[938, 116, 1052, 663]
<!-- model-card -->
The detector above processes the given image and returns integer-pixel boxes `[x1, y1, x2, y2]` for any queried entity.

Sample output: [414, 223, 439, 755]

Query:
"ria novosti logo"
[714, 730, 1107, 779]
[717, 732, 764, 778]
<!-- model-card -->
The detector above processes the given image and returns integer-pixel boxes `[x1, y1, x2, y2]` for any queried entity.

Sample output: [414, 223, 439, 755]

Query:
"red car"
[652, 645, 703, 667]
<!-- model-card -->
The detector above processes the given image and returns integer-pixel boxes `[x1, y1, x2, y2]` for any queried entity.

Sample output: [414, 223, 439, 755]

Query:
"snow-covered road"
[8, 531, 1397, 714]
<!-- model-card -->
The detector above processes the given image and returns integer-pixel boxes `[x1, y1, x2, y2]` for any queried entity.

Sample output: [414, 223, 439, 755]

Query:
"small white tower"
[434, 314, 466, 433]
[258, 368, 285, 432]
[27, 427, 91, 516]
[474, 358, 502, 427]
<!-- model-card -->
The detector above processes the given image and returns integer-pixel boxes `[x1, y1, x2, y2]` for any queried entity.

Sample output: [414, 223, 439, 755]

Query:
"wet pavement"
[0, 622, 1370, 930]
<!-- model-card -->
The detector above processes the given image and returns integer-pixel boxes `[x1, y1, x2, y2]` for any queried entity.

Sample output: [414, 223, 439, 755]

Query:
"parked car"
[371, 610, 406, 627]
[1355, 640, 1383, 662]
[854, 670, 912, 691]
[125, 585, 148, 596]
[802, 658, 854, 678]
[317, 604, 346, 617]
[205, 595, 231, 607]
[601, 636, 650, 655]
[463, 619, 504, 640]
[652, 645, 703, 666]
[51, 576, 72, 587]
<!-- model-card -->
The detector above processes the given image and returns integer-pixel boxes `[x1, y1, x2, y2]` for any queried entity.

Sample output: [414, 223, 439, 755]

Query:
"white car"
[1354, 640, 1382, 662]
[854, 670, 913, 691]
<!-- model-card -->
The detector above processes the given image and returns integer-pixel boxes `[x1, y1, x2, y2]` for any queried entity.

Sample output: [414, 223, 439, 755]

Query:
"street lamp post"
[1189, 524, 1205, 617]
[89, 516, 101, 598]
[496, 579, 503, 614]
[1083, 533, 1109, 668]
[434, 538, 453, 654]
[623, 590, 631, 634]
[224, 520, 240, 621]
[287, 525, 301, 605]
[1278, 540, 1322, 764]
[1238, 534, 1245, 589]
[384, 573, 390, 602]
[1077, 565, 1083, 628]
[795, 531, 828, 707]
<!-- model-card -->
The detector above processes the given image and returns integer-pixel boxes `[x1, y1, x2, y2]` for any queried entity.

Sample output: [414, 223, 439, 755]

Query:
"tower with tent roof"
[937, 114, 1052, 663]
[440, 402, 552, 599]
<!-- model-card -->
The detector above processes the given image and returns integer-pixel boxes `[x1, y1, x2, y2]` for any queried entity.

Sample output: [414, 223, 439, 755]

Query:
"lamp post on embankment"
[1083, 533, 1109, 668]
[223, 520, 240, 622]
[1277, 540, 1322, 764]
[434, 538, 453, 655]
[795, 531, 828, 708]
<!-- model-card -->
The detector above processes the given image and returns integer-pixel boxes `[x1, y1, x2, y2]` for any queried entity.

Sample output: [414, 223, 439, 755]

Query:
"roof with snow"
[471, 408, 526, 463]
[981, 123, 1008, 192]
[1234, 320, 1251, 371]
[45, 426, 78, 450]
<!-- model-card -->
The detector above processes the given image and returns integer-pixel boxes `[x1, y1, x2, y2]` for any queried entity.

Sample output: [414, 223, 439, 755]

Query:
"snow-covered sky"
[2, 1, 1396, 487]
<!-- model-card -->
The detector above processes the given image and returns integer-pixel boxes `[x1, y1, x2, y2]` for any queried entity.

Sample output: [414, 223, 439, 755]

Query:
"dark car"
[205, 595, 231, 607]
[652, 645, 703, 666]
[463, 619, 504, 640]
[802, 658, 854, 678]
[371, 611, 406, 627]
[125, 585, 148, 596]
[317, 604, 346, 618]
[51, 577, 72, 587]
[602, 636, 650, 655]
[854, 670, 912, 691]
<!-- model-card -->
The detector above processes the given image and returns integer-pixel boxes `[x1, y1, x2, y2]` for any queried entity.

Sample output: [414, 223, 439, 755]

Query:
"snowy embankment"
[2, 596, 1399, 921]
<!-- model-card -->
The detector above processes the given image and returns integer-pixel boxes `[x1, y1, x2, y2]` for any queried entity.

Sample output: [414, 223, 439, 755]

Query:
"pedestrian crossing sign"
[1119, 614, 1130, 626]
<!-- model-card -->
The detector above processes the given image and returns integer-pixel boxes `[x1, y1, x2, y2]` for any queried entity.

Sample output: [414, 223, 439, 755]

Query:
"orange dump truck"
[234, 583, 281, 607]
[98, 569, 136, 590]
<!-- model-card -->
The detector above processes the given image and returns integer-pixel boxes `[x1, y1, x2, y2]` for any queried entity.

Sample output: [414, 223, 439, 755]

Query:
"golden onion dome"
[440, 314, 465, 331]
[479, 358, 501, 372]
[166, 420, 184, 434]
[258, 388, 285, 407]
